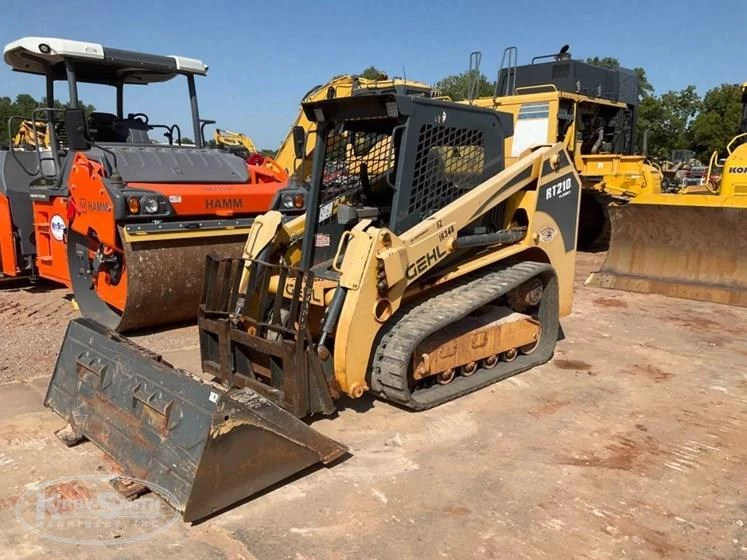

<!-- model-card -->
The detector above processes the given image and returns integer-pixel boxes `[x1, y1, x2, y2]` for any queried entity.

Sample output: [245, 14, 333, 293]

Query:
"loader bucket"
[586, 203, 747, 306]
[44, 318, 347, 522]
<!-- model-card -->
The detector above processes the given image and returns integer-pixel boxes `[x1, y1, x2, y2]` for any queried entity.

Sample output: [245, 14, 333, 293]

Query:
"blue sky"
[1, 0, 745, 148]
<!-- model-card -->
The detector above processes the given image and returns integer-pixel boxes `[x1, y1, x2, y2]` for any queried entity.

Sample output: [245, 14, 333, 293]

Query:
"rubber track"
[370, 261, 556, 410]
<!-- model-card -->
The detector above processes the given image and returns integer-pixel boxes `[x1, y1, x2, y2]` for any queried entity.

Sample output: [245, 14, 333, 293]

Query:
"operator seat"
[88, 112, 120, 142]
[113, 116, 151, 144]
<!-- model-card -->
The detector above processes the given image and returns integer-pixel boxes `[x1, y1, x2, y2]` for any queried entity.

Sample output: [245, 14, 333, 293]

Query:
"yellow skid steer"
[45, 93, 582, 521]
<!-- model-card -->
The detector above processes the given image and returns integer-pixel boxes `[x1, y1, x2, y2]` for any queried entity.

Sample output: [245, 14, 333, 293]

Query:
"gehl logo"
[406, 245, 447, 280]
[728, 167, 747, 174]
[206, 198, 243, 210]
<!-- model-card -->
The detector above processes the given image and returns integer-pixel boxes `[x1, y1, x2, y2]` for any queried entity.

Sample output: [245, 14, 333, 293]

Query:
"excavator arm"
[213, 128, 259, 154]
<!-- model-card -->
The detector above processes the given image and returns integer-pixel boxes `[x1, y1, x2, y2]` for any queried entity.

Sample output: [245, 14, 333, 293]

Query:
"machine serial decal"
[544, 177, 573, 200]
[406, 245, 447, 280]
[205, 198, 243, 210]
[438, 224, 455, 241]
[315, 233, 331, 247]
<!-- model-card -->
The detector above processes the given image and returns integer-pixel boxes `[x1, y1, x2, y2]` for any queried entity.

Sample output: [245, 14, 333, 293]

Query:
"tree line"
[363, 62, 743, 162]
[4, 66, 742, 161]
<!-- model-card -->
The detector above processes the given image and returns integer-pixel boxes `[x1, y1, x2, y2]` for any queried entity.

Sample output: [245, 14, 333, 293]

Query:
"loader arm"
[378, 144, 561, 288]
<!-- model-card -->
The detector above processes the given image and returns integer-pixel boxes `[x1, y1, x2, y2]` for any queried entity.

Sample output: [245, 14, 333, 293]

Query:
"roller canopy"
[4, 36, 207, 84]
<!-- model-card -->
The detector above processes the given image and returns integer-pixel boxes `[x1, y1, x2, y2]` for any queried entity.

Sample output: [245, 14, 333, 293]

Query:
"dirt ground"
[0, 252, 745, 560]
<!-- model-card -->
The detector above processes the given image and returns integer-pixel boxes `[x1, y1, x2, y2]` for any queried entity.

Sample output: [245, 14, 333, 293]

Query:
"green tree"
[435, 71, 494, 102]
[360, 66, 388, 80]
[689, 83, 743, 161]
[638, 86, 701, 157]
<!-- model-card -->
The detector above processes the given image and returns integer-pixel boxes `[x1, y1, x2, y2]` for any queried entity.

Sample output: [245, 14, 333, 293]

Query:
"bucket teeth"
[45, 318, 347, 522]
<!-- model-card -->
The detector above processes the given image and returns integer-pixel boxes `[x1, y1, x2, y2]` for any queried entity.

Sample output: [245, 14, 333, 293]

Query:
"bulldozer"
[45, 93, 583, 521]
[587, 82, 747, 307]
[467, 46, 662, 248]
[0, 37, 289, 331]
[12, 120, 52, 151]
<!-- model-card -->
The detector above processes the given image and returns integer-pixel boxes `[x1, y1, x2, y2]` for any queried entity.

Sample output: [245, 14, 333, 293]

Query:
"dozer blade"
[587, 204, 747, 307]
[44, 318, 347, 522]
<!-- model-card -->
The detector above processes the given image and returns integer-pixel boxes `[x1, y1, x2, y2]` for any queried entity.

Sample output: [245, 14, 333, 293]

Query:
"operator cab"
[297, 94, 510, 270]
[492, 45, 639, 159]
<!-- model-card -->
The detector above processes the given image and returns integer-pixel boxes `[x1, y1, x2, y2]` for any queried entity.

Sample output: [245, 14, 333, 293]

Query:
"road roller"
[0, 37, 289, 331]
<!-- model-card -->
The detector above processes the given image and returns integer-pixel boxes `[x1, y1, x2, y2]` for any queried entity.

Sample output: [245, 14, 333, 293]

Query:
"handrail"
[726, 132, 747, 155]
[466, 51, 482, 105]
[514, 84, 559, 94]
[493, 46, 517, 102]
[704, 150, 720, 194]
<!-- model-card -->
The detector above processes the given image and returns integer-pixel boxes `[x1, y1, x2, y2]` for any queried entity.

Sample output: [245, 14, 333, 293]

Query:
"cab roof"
[3, 37, 208, 85]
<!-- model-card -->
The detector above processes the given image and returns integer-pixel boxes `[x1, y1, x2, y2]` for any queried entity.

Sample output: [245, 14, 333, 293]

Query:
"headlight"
[273, 189, 306, 211]
[281, 192, 305, 209]
[141, 196, 160, 214]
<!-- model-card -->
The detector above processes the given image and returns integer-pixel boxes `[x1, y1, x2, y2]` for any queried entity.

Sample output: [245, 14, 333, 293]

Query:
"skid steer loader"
[587, 82, 747, 306]
[45, 93, 582, 521]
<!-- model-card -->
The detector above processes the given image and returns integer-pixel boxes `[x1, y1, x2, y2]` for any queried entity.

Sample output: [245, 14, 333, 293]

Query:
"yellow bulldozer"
[12, 119, 51, 150]
[587, 82, 747, 307]
[45, 93, 583, 521]
[467, 46, 662, 248]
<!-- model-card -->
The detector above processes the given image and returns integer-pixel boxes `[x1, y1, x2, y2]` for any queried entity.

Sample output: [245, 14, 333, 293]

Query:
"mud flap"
[586, 204, 747, 307]
[44, 318, 347, 522]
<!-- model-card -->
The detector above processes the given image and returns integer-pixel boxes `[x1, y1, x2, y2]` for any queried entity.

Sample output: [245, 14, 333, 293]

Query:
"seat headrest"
[89, 112, 118, 125]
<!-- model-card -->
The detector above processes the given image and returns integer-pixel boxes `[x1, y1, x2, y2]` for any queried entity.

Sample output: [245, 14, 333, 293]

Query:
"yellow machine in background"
[213, 128, 259, 155]
[587, 82, 747, 306]
[273, 74, 434, 178]
[12, 120, 51, 150]
[468, 46, 662, 247]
